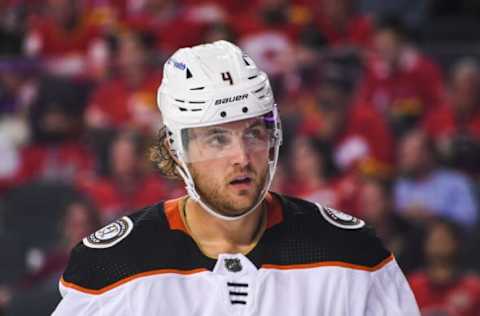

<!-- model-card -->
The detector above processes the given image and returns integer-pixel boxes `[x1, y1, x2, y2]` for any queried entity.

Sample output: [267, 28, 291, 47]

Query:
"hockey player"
[53, 41, 420, 315]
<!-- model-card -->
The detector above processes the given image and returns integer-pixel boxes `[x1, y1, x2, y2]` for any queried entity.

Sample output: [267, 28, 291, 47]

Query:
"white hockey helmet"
[157, 40, 282, 221]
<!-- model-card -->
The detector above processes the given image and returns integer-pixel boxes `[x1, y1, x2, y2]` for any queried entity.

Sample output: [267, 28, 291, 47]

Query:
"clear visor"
[180, 112, 278, 163]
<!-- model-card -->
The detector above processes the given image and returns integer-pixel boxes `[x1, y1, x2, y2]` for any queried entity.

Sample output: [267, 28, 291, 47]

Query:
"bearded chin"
[190, 166, 269, 217]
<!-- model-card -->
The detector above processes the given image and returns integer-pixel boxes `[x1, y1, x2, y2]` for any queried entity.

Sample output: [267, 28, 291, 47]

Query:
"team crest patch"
[83, 216, 133, 249]
[225, 258, 242, 273]
[316, 204, 365, 229]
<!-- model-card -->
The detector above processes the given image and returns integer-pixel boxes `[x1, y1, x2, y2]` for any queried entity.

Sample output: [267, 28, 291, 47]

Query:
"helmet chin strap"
[175, 157, 278, 222]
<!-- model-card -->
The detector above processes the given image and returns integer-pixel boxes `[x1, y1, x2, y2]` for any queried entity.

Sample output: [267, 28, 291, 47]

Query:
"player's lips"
[228, 175, 254, 188]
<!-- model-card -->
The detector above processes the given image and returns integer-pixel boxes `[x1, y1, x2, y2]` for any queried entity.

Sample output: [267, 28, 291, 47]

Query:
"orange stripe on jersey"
[261, 254, 394, 272]
[164, 197, 188, 234]
[60, 268, 208, 295]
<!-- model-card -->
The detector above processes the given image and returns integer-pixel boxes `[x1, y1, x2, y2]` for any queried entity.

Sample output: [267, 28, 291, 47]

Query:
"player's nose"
[229, 138, 250, 167]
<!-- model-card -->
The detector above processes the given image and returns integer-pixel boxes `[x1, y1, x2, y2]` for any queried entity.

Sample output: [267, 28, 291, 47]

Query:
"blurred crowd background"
[1, 0, 480, 315]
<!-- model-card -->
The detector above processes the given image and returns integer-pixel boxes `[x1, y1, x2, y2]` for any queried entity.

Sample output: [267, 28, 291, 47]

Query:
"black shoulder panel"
[62, 203, 216, 291]
[248, 194, 391, 269]
[63, 195, 391, 291]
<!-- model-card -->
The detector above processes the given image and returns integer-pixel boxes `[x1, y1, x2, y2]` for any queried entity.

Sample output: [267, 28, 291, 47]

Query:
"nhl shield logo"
[225, 258, 242, 272]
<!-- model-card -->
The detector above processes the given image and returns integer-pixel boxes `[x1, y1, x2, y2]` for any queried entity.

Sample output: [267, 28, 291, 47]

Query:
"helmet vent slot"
[190, 87, 205, 90]
[188, 101, 206, 104]
[191, 108, 202, 112]
[175, 99, 185, 103]
[243, 56, 251, 66]
[179, 107, 188, 111]
[248, 75, 258, 80]
[253, 86, 264, 93]
[186, 68, 193, 79]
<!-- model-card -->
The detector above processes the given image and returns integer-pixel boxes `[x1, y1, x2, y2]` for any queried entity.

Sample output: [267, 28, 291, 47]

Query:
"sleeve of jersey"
[51, 283, 101, 316]
[50, 244, 101, 316]
[364, 258, 420, 316]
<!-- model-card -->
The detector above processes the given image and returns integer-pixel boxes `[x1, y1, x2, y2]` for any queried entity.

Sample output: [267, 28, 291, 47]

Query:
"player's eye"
[205, 133, 231, 148]
[244, 126, 268, 142]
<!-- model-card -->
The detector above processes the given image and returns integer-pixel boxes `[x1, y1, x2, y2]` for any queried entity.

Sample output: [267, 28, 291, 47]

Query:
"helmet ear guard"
[163, 128, 180, 163]
[157, 40, 282, 221]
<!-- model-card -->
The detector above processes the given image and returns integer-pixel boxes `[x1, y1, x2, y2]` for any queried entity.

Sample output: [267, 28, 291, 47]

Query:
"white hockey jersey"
[52, 193, 420, 316]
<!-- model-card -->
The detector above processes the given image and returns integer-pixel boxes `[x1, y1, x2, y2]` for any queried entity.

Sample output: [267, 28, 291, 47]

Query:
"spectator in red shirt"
[356, 15, 446, 136]
[85, 29, 162, 133]
[299, 68, 394, 215]
[25, 0, 109, 77]
[301, 67, 394, 173]
[13, 76, 94, 186]
[16, 141, 94, 185]
[307, 0, 374, 48]
[78, 130, 170, 221]
[235, 0, 302, 41]
[409, 218, 480, 316]
[123, 0, 205, 54]
[423, 58, 480, 174]
[236, 0, 300, 87]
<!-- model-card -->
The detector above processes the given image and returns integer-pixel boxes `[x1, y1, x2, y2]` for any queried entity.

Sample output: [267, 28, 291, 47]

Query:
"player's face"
[185, 117, 271, 216]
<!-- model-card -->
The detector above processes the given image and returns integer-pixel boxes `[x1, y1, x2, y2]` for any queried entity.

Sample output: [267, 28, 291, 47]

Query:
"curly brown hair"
[149, 126, 181, 179]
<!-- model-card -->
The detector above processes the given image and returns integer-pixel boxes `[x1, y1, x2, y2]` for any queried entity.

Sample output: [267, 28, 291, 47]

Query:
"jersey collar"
[164, 192, 283, 235]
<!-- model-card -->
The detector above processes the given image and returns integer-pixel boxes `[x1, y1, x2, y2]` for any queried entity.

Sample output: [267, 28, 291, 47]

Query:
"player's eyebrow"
[245, 121, 263, 129]
[204, 127, 229, 135]
[189, 127, 227, 139]
[192, 120, 262, 138]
